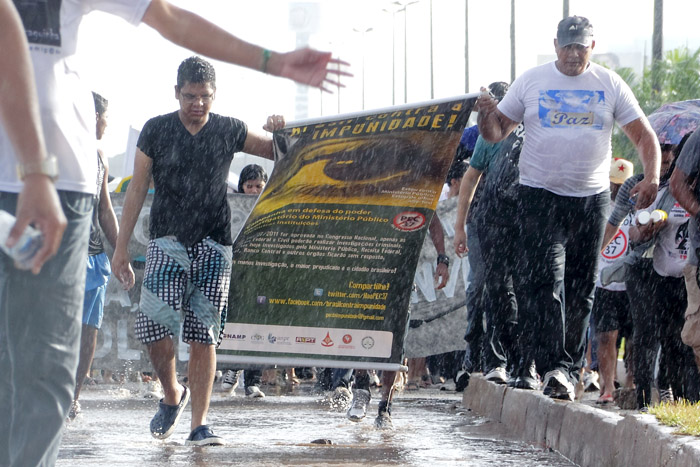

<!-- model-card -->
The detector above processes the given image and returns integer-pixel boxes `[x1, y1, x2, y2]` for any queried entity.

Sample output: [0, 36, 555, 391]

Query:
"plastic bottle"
[636, 210, 651, 225]
[650, 209, 668, 223]
[0, 210, 43, 270]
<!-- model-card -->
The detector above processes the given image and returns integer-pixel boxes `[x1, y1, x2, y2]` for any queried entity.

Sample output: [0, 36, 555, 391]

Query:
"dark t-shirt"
[676, 130, 700, 262]
[478, 124, 525, 225]
[137, 112, 248, 246]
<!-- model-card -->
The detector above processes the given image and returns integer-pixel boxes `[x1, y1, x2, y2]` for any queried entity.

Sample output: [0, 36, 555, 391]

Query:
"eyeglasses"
[180, 93, 214, 104]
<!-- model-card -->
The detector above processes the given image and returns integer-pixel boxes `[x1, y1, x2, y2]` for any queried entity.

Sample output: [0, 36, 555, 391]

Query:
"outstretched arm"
[142, 0, 351, 92]
[0, 0, 66, 273]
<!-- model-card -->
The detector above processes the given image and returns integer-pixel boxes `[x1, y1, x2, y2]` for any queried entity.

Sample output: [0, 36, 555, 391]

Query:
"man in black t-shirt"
[113, 56, 284, 446]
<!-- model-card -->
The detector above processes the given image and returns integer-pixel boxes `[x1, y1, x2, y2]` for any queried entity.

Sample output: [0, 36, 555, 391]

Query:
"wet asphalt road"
[57, 380, 575, 466]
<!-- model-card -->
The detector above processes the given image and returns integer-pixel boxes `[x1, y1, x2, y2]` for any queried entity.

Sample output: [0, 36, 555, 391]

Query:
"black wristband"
[437, 254, 450, 267]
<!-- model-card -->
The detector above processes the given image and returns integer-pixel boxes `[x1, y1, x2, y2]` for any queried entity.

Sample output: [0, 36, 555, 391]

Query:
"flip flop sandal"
[150, 385, 190, 439]
[595, 394, 614, 405]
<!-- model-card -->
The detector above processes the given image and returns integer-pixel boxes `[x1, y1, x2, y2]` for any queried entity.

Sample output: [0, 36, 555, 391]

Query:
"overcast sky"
[75, 0, 700, 176]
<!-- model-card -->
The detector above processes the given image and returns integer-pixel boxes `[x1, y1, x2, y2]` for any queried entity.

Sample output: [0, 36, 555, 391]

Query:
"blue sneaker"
[185, 425, 224, 446]
[150, 385, 189, 439]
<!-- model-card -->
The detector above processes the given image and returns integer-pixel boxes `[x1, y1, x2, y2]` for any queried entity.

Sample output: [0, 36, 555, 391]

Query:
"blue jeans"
[516, 186, 608, 383]
[0, 191, 92, 467]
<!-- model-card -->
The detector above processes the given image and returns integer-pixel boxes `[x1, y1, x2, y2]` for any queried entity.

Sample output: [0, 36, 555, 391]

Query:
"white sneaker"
[329, 386, 352, 411]
[221, 370, 240, 392]
[582, 371, 600, 392]
[245, 385, 265, 398]
[543, 370, 575, 401]
[484, 367, 508, 385]
[347, 389, 371, 422]
[659, 388, 674, 403]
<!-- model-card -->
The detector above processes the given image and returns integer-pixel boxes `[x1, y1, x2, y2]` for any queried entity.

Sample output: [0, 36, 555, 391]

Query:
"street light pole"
[393, 0, 419, 104]
[430, 0, 434, 99]
[382, 4, 402, 106]
[352, 27, 373, 110]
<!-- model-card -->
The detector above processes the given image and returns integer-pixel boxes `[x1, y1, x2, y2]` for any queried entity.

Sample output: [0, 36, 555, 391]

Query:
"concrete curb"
[462, 375, 700, 467]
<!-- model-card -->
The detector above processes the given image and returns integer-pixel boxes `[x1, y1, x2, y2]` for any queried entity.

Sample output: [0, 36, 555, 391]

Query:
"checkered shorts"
[135, 236, 232, 346]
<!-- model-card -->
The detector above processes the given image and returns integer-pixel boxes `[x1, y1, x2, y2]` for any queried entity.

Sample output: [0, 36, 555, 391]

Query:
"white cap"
[610, 158, 634, 184]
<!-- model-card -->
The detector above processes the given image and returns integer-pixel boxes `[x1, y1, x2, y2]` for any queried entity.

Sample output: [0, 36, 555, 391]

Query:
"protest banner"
[218, 96, 475, 371]
[92, 187, 473, 373]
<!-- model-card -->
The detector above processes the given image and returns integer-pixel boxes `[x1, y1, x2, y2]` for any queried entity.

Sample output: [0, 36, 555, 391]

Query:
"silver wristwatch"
[17, 155, 59, 181]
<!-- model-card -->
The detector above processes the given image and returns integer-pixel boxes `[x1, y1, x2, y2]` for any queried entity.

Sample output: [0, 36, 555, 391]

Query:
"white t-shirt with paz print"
[498, 61, 644, 197]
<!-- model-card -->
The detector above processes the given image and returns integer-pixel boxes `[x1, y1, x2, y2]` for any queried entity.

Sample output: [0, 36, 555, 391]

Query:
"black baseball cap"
[557, 16, 593, 47]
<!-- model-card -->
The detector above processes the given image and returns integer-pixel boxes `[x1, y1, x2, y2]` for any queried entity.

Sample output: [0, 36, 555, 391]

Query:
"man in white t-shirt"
[477, 15, 660, 401]
[1, 1, 349, 464]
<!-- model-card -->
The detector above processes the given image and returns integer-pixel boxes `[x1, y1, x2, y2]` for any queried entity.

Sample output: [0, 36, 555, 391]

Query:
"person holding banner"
[477, 16, 660, 401]
[112, 56, 287, 445]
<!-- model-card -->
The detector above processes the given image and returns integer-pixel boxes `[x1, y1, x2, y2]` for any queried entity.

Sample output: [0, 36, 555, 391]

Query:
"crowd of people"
[3, 1, 700, 464]
[452, 16, 700, 412]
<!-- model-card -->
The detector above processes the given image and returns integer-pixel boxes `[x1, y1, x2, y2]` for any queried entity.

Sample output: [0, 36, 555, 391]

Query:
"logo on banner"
[393, 211, 426, 232]
[256, 296, 267, 304]
[268, 333, 277, 344]
[251, 333, 264, 342]
[321, 332, 334, 347]
[224, 333, 246, 340]
[362, 336, 375, 349]
[296, 337, 316, 344]
[342, 334, 352, 344]
[314, 288, 324, 297]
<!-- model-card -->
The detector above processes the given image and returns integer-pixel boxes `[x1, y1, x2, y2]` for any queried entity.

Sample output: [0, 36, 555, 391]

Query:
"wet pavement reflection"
[58, 381, 575, 466]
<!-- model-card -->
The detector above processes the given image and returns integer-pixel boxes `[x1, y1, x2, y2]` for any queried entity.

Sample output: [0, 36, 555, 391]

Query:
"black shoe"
[455, 370, 470, 392]
[511, 361, 539, 390]
[513, 375, 539, 390]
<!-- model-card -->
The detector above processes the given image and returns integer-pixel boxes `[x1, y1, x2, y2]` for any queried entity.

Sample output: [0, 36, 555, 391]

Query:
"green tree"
[611, 46, 700, 171]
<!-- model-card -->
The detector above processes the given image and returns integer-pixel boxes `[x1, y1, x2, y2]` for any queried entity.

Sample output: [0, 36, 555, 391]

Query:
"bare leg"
[188, 341, 216, 430]
[623, 337, 636, 389]
[146, 337, 184, 406]
[379, 371, 397, 404]
[597, 330, 619, 398]
[262, 368, 277, 385]
[585, 337, 593, 372]
[406, 357, 428, 387]
[73, 325, 98, 401]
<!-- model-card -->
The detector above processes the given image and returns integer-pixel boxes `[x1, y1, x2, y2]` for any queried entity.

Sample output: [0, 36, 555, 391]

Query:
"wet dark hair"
[446, 159, 469, 183]
[92, 91, 108, 116]
[488, 81, 510, 101]
[661, 131, 694, 184]
[177, 56, 216, 90]
[238, 164, 268, 193]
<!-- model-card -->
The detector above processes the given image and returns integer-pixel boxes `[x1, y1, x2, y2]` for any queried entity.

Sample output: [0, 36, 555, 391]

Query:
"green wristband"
[261, 49, 271, 73]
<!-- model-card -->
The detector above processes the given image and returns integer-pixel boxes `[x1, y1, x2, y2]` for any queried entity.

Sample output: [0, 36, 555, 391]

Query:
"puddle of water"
[57, 384, 574, 466]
